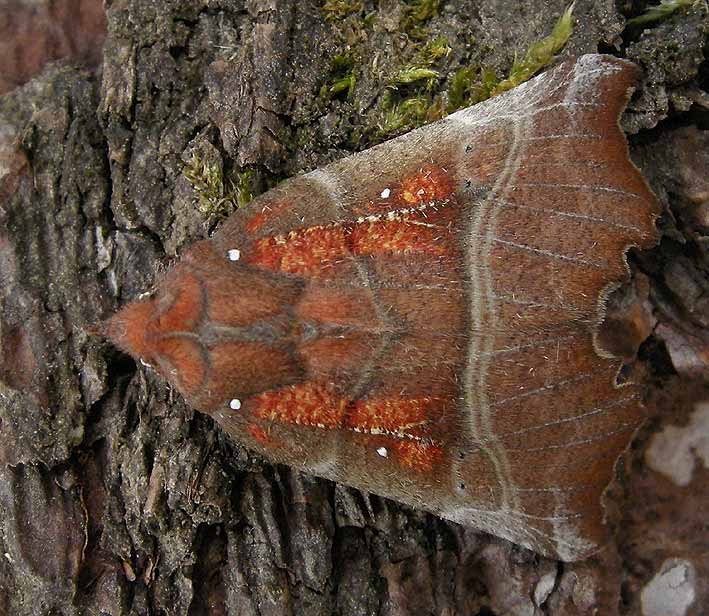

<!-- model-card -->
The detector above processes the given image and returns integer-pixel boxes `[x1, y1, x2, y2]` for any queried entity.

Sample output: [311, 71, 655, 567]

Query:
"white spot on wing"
[380, 188, 391, 198]
[376, 447, 388, 458]
[227, 248, 241, 261]
[229, 398, 242, 410]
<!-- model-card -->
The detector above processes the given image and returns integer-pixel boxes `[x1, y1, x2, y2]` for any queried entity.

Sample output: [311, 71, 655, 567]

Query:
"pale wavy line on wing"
[453, 100, 603, 129]
[492, 237, 605, 268]
[474, 334, 578, 357]
[483, 395, 640, 442]
[492, 198, 646, 235]
[504, 423, 636, 453]
[491, 371, 601, 407]
[511, 483, 597, 494]
[465, 133, 603, 152]
[516, 181, 645, 200]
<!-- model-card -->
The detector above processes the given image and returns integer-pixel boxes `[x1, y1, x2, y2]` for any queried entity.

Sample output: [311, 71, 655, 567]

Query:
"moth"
[103, 54, 658, 561]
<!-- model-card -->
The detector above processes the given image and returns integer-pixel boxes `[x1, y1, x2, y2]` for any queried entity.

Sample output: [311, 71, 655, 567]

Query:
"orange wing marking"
[252, 381, 347, 428]
[394, 440, 444, 472]
[249, 383, 444, 471]
[247, 202, 450, 275]
[346, 396, 433, 439]
[246, 199, 292, 233]
[397, 165, 453, 205]
[248, 423, 271, 445]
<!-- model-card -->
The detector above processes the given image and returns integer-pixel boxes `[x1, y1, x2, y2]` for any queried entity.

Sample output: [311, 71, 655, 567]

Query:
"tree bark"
[0, 1, 707, 614]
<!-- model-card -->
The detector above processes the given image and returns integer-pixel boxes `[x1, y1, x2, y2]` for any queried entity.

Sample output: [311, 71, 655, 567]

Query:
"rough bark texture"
[0, 1, 707, 615]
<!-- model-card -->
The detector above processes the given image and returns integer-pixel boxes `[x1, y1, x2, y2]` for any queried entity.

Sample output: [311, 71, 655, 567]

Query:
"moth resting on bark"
[103, 54, 659, 561]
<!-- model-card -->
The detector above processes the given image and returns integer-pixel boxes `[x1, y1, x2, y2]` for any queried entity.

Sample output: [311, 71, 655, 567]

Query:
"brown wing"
[441, 55, 657, 559]
[106, 55, 658, 561]
[210, 55, 657, 561]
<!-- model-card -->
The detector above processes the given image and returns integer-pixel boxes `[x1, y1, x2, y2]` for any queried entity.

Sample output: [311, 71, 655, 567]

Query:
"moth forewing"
[104, 54, 659, 561]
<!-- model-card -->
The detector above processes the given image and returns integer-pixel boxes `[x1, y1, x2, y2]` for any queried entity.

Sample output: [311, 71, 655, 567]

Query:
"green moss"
[390, 36, 450, 87]
[439, 5, 576, 115]
[321, 0, 364, 22]
[327, 74, 357, 97]
[401, 0, 441, 37]
[418, 36, 451, 65]
[392, 67, 439, 87]
[447, 66, 498, 112]
[491, 3, 574, 96]
[381, 35, 450, 122]
[402, 0, 441, 24]
[378, 96, 431, 136]
[374, 3, 574, 139]
[320, 54, 357, 99]
[362, 11, 377, 27]
[627, 0, 703, 26]
[233, 169, 254, 209]
[374, 33, 443, 135]
[183, 154, 253, 216]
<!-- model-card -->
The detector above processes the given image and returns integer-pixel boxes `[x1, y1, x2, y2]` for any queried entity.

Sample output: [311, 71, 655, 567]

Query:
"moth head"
[101, 266, 208, 395]
[102, 298, 156, 361]
[99, 241, 305, 411]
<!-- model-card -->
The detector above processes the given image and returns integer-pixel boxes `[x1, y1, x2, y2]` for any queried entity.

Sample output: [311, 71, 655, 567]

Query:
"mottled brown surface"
[0, 0, 708, 614]
[616, 381, 709, 616]
[0, 0, 106, 95]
